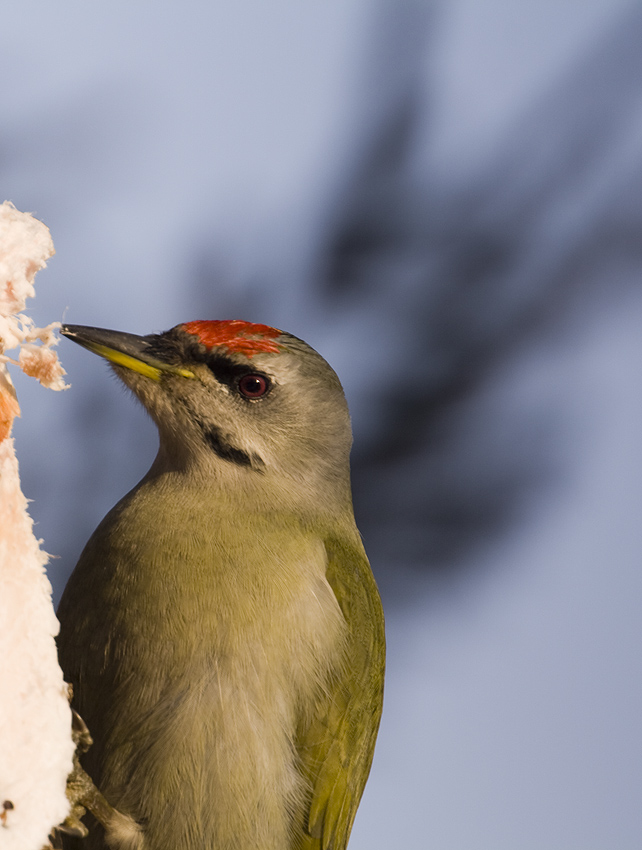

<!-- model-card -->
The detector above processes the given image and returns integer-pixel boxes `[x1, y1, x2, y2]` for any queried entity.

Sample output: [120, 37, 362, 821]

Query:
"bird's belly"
[101, 655, 306, 849]
[79, 533, 347, 850]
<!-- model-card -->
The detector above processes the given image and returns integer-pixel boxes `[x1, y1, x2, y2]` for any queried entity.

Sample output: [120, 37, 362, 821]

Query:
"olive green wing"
[297, 534, 385, 850]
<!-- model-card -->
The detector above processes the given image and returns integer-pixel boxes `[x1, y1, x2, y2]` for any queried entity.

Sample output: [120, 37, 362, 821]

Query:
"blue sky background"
[4, 1, 642, 846]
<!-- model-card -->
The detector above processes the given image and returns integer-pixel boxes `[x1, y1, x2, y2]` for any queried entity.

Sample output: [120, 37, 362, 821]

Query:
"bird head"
[61, 320, 355, 518]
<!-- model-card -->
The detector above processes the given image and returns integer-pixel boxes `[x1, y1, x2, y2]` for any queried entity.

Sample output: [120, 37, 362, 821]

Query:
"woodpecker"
[56, 320, 385, 850]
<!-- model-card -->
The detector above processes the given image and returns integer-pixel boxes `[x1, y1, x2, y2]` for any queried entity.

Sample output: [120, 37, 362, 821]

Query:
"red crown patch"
[181, 320, 282, 358]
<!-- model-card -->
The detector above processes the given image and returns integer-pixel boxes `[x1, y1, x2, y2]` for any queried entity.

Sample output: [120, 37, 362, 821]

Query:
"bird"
[56, 319, 385, 850]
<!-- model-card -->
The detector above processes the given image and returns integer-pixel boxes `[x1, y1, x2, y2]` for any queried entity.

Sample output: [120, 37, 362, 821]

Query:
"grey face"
[61, 322, 355, 513]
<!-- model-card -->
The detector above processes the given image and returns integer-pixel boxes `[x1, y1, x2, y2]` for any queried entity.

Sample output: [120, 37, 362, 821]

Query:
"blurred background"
[3, 0, 642, 846]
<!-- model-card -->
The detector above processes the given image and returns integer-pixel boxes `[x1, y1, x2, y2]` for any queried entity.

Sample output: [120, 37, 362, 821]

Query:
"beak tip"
[60, 324, 80, 340]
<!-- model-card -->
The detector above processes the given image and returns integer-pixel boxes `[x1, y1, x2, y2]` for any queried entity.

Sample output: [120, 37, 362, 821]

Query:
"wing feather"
[297, 534, 385, 850]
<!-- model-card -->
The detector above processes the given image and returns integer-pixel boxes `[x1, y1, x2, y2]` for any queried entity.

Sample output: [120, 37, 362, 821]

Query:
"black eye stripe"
[204, 353, 247, 386]
[144, 330, 273, 397]
[200, 354, 272, 398]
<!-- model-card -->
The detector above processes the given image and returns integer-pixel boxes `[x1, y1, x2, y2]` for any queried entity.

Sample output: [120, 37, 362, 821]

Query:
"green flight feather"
[297, 533, 385, 850]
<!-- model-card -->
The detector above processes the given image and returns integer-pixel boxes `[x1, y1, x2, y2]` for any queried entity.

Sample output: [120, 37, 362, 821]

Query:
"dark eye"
[238, 374, 270, 399]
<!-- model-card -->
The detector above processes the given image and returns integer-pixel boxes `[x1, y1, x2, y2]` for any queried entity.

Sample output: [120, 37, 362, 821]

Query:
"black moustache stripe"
[179, 394, 265, 472]
[203, 425, 265, 471]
